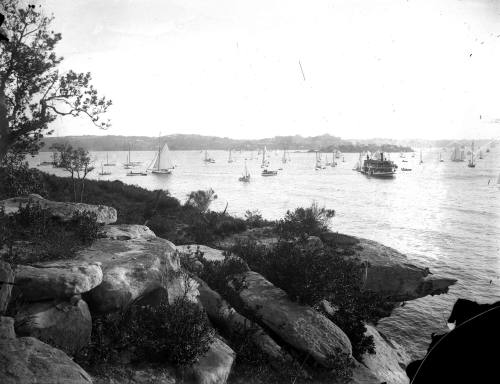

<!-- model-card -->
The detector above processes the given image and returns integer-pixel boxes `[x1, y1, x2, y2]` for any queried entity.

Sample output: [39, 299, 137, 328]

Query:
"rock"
[226, 271, 352, 367]
[14, 261, 103, 302]
[350, 361, 381, 384]
[0, 316, 15, 339]
[360, 324, 410, 384]
[77, 235, 197, 313]
[176, 245, 226, 262]
[194, 277, 290, 364]
[215, 227, 278, 250]
[102, 224, 157, 241]
[318, 299, 339, 317]
[0, 261, 14, 314]
[15, 299, 92, 356]
[0, 194, 117, 224]
[188, 338, 235, 384]
[305, 236, 323, 252]
[0, 316, 92, 384]
[352, 238, 457, 301]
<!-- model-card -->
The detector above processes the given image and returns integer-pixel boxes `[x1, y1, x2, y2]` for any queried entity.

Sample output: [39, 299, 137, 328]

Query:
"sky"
[35, 0, 500, 140]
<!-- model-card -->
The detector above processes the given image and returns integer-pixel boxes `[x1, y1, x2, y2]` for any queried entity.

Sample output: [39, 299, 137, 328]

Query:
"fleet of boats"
[36, 140, 496, 182]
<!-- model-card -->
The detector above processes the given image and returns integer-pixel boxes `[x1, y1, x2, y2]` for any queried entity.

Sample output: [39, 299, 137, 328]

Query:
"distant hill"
[40, 134, 413, 153]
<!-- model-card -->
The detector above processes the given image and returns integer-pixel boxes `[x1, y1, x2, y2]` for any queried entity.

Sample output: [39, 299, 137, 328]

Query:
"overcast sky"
[39, 0, 500, 140]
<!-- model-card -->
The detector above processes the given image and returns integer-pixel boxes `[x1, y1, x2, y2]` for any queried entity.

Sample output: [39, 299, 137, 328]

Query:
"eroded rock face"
[0, 316, 92, 384]
[102, 225, 157, 241]
[177, 245, 226, 262]
[15, 299, 92, 356]
[351, 238, 457, 301]
[188, 338, 235, 384]
[0, 261, 14, 314]
[78, 233, 196, 313]
[0, 194, 117, 224]
[226, 271, 352, 367]
[361, 324, 410, 384]
[14, 261, 103, 302]
[195, 277, 289, 364]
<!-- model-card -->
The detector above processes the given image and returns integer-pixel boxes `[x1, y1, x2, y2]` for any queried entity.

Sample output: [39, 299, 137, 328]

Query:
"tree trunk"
[80, 179, 85, 203]
[0, 87, 10, 162]
[72, 176, 77, 202]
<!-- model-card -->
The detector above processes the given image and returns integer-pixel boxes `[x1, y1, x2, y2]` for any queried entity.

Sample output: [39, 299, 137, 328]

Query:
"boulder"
[77, 236, 197, 313]
[360, 324, 410, 384]
[226, 271, 352, 367]
[0, 261, 14, 314]
[0, 194, 117, 224]
[102, 224, 157, 241]
[14, 261, 103, 302]
[188, 337, 235, 384]
[195, 277, 289, 364]
[176, 245, 226, 262]
[352, 238, 457, 301]
[0, 316, 92, 384]
[15, 298, 92, 356]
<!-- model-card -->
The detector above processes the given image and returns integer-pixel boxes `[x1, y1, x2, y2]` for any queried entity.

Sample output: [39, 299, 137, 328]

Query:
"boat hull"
[151, 169, 172, 174]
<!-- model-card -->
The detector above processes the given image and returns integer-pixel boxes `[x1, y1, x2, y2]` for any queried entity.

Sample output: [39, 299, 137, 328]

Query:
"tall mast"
[157, 135, 161, 170]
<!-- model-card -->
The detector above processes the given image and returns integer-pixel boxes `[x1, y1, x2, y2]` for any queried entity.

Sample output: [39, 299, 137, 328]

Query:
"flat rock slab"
[352, 238, 457, 301]
[102, 225, 157, 241]
[361, 324, 410, 384]
[0, 261, 14, 314]
[188, 338, 235, 384]
[227, 271, 352, 367]
[176, 245, 226, 262]
[15, 261, 103, 302]
[0, 194, 116, 224]
[0, 316, 92, 384]
[77, 236, 191, 312]
[15, 299, 92, 356]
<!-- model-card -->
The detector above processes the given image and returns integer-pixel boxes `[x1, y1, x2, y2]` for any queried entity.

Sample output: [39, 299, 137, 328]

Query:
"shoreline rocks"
[0, 194, 117, 224]
[226, 271, 353, 368]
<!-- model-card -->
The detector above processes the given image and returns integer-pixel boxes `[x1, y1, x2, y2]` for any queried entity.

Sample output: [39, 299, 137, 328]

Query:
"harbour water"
[30, 148, 500, 360]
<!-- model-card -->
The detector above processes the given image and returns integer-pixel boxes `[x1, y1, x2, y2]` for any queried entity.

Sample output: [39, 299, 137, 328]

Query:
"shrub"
[185, 188, 217, 213]
[0, 160, 45, 199]
[276, 201, 334, 240]
[0, 203, 102, 264]
[199, 256, 250, 297]
[244, 210, 273, 228]
[77, 295, 215, 368]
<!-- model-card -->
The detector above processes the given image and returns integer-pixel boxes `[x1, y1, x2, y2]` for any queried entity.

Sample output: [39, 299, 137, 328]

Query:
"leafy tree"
[52, 143, 94, 202]
[185, 188, 218, 213]
[0, 1, 111, 161]
[276, 201, 335, 240]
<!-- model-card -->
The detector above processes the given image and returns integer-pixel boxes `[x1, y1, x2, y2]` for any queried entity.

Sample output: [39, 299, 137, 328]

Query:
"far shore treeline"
[40, 134, 414, 153]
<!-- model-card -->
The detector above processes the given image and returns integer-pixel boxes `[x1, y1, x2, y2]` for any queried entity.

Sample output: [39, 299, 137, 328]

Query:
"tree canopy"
[0, 1, 111, 162]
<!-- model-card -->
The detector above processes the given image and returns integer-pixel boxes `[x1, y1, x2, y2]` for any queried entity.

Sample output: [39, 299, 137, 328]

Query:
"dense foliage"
[0, 202, 101, 264]
[77, 295, 214, 368]
[276, 202, 335, 240]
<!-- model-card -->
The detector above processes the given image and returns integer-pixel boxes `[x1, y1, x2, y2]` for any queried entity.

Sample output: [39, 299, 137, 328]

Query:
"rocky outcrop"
[352, 238, 457, 301]
[0, 316, 92, 384]
[188, 337, 235, 384]
[177, 245, 226, 262]
[360, 324, 410, 384]
[14, 261, 103, 302]
[195, 277, 289, 364]
[77, 226, 197, 312]
[0, 261, 14, 314]
[0, 194, 117, 224]
[15, 298, 92, 356]
[226, 271, 352, 367]
[102, 224, 157, 241]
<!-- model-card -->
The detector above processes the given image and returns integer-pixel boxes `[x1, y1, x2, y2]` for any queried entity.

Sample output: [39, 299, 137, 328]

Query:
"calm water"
[30, 148, 500, 360]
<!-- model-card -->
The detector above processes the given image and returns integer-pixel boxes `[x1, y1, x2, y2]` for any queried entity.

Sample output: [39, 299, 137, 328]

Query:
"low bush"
[77, 295, 215, 368]
[0, 203, 102, 264]
[276, 202, 335, 240]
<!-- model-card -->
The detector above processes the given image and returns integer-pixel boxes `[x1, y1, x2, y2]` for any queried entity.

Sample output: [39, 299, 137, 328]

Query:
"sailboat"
[124, 144, 141, 168]
[150, 138, 174, 174]
[419, 150, 423, 164]
[330, 151, 337, 167]
[450, 146, 465, 162]
[239, 160, 250, 182]
[315, 152, 326, 170]
[282, 149, 289, 164]
[204, 150, 215, 163]
[439, 152, 444, 162]
[228, 149, 234, 163]
[478, 150, 483, 160]
[104, 153, 116, 167]
[98, 162, 111, 176]
[261, 146, 270, 168]
[467, 142, 476, 168]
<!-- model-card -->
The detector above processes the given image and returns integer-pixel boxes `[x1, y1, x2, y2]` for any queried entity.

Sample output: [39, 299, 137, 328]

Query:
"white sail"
[153, 142, 174, 170]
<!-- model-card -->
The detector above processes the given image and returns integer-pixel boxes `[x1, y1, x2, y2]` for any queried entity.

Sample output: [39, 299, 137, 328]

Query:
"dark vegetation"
[76, 294, 214, 369]
[0, 202, 101, 265]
